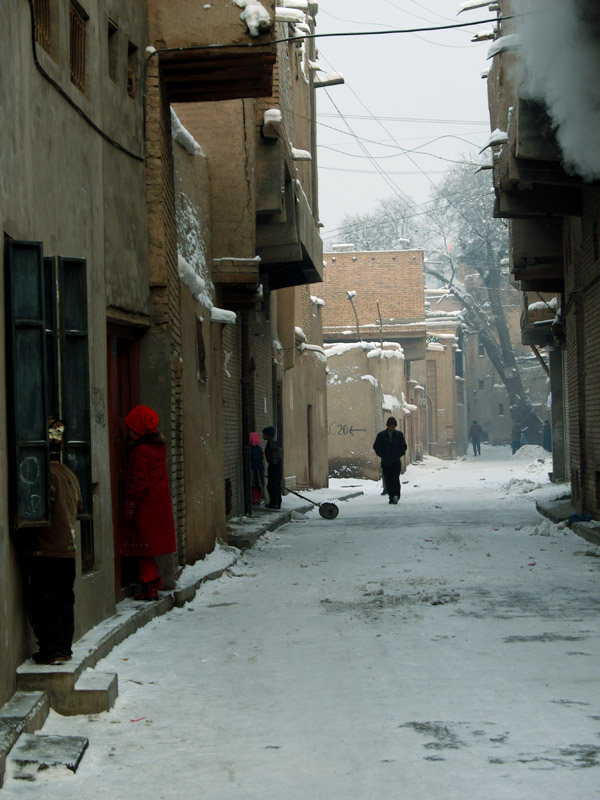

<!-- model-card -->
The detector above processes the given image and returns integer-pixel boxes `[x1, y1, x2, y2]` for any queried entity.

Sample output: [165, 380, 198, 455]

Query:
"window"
[107, 19, 119, 83]
[478, 379, 485, 390]
[70, 1, 88, 93]
[498, 403, 504, 416]
[127, 41, 139, 98]
[5, 241, 93, 564]
[34, 0, 52, 54]
[478, 337, 485, 357]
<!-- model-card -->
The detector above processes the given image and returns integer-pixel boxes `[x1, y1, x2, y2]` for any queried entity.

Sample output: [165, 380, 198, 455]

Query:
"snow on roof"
[457, 0, 493, 13]
[480, 128, 509, 152]
[282, 0, 309, 8]
[528, 298, 557, 312]
[234, 0, 272, 36]
[382, 394, 402, 413]
[171, 108, 204, 156]
[210, 307, 237, 324]
[361, 375, 379, 387]
[310, 295, 325, 307]
[291, 147, 312, 161]
[275, 7, 305, 23]
[487, 34, 521, 59]
[325, 341, 377, 358]
[263, 108, 282, 125]
[427, 342, 446, 352]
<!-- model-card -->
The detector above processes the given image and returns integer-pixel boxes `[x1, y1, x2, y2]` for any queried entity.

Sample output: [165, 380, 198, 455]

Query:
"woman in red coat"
[122, 405, 177, 600]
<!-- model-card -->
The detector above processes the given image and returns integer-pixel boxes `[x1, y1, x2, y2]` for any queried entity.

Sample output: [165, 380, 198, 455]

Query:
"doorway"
[107, 325, 141, 599]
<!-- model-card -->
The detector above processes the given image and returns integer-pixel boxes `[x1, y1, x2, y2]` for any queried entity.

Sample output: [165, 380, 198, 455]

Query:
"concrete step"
[7, 733, 88, 781]
[72, 670, 118, 715]
[0, 692, 49, 787]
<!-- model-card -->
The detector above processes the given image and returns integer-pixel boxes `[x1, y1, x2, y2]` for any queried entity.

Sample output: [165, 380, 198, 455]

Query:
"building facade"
[1, 0, 327, 712]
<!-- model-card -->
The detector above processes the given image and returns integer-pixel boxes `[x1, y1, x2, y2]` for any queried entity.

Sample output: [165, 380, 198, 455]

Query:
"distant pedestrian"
[249, 432, 265, 504]
[511, 421, 522, 455]
[542, 420, 552, 453]
[373, 417, 407, 505]
[22, 416, 82, 664]
[122, 405, 177, 601]
[263, 426, 283, 510]
[468, 420, 483, 456]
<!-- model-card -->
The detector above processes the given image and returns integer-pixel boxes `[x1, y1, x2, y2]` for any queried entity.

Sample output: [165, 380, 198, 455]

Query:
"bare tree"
[426, 163, 543, 443]
[333, 163, 544, 442]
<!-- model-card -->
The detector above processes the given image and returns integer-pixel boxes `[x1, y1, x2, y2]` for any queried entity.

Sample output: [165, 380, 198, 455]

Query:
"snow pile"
[176, 194, 213, 308]
[310, 295, 325, 307]
[171, 108, 204, 156]
[516, 0, 600, 180]
[233, 0, 272, 36]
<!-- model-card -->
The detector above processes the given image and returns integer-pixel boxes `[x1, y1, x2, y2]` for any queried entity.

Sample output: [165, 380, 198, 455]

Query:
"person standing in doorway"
[22, 416, 82, 664]
[122, 405, 177, 601]
[469, 420, 483, 456]
[373, 417, 407, 505]
[262, 426, 282, 510]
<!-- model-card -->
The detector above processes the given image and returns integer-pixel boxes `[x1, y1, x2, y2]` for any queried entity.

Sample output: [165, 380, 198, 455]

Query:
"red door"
[107, 326, 140, 599]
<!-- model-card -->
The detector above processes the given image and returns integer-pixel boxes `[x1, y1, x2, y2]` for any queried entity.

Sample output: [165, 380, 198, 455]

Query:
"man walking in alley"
[373, 416, 407, 505]
[469, 420, 483, 456]
[263, 426, 283, 510]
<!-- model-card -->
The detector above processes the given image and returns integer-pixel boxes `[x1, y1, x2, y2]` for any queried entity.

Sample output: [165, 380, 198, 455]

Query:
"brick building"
[316, 248, 463, 471]
[0, 0, 328, 724]
[475, 0, 600, 507]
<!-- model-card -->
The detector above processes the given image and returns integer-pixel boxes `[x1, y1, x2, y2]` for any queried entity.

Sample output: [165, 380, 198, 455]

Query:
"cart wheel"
[319, 503, 339, 519]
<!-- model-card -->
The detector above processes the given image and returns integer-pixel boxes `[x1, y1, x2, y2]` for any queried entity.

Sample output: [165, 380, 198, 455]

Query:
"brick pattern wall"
[145, 60, 186, 562]
[576, 186, 600, 512]
[222, 323, 242, 515]
[318, 251, 425, 338]
[249, 312, 274, 435]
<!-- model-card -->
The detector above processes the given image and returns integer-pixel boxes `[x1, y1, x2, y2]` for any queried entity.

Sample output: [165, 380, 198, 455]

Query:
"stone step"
[0, 692, 49, 787]
[72, 670, 118, 715]
[7, 733, 88, 781]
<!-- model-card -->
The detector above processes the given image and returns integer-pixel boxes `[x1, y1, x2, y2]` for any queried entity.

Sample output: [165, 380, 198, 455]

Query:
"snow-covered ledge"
[210, 307, 237, 325]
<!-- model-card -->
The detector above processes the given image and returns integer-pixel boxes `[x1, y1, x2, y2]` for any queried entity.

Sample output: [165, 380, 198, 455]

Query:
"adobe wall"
[0, 1, 148, 704]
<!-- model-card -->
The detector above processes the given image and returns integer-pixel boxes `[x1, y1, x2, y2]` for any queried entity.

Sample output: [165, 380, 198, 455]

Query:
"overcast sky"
[313, 0, 494, 246]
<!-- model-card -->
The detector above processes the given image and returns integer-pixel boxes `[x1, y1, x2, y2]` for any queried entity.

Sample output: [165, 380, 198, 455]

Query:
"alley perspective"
[3, 447, 600, 799]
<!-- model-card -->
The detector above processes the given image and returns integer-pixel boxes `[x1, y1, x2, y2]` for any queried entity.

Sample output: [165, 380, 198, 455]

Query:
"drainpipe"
[241, 311, 252, 515]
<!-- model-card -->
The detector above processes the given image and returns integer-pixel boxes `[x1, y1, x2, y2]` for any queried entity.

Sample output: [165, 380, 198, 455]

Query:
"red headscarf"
[125, 405, 159, 436]
[249, 432, 261, 447]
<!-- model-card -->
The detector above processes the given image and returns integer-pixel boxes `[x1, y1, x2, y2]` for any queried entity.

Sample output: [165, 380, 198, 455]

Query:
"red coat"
[121, 433, 177, 557]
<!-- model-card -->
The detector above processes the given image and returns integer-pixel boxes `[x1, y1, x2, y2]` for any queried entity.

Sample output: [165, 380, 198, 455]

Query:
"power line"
[318, 113, 489, 126]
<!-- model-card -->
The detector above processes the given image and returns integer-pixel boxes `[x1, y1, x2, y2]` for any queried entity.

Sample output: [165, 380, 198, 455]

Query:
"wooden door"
[107, 326, 140, 599]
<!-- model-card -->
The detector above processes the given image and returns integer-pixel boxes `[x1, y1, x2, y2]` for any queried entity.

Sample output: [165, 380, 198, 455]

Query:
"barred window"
[34, 0, 52, 54]
[70, 2, 88, 93]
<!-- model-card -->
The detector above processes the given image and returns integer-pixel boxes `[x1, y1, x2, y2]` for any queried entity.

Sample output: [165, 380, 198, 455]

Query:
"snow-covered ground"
[5, 446, 600, 800]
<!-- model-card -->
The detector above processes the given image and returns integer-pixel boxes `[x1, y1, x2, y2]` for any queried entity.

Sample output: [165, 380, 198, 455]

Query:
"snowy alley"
[4, 447, 600, 800]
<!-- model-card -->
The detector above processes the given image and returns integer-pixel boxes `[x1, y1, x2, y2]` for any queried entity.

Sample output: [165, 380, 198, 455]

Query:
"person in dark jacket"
[373, 417, 407, 504]
[262, 426, 283, 510]
[122, 405, 177, 601]
[468, 420, 483, 456]
[22, 417, 82, 664]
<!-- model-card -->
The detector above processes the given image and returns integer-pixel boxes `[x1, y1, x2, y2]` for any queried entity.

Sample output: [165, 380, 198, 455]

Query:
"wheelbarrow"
[281, 486, 339, 519]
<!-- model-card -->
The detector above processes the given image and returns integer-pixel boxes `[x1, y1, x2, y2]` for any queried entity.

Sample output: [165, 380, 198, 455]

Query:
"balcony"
[493, 99, 582, 220]
[256, 171, 323, 290]
[147, 0, 276, 102]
